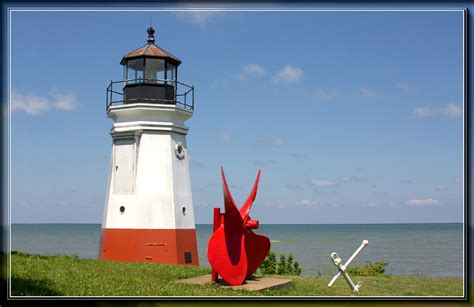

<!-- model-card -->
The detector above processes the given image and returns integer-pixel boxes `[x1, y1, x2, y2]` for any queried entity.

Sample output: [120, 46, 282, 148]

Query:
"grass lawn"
[9, 252, 464, 297]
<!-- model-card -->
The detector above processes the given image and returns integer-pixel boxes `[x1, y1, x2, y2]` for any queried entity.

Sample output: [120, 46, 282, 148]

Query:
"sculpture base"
[177, 274, 292, 291]
[99, 228, 199, 266]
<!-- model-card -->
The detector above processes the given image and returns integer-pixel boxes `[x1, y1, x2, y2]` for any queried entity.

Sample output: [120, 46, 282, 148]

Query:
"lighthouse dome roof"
[120, 27, 182, 66]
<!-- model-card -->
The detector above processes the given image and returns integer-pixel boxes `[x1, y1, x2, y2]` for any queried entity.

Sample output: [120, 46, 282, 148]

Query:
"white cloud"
[266, 199, 320, 209]
[272, 65, 303, 84]
[412, 103, 462, 118]
[294, 199, 320, 208]
[412, 106, 433, 117]
[360, 88, 377, 97]
[405, 198, 439, 206]
[309, 179, 336, 187]
[11, 91, 51, 115]
[272, 137, 284, 146]
[221, 133, 232, 142]
[255, 137, 285, 148]
[50, 89, 78, 111]
[444, 103, 463, 117]
[314, 88, 341, 101]
[339, 175, 367, 182]
[174, 11, 222, 27]
[236, 64, 266, 79]
[11, 89, 78, 115]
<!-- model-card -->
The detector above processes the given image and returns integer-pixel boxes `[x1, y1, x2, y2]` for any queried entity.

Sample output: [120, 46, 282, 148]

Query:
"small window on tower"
[175, 142, 185, 160]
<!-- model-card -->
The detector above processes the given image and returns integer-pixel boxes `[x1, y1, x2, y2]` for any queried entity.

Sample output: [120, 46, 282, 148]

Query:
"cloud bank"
[11, 89, 78, 115]
[236, 64, 266, 79]
[405, 198, 439, 206]
[412, 103, 462, 118]
[272, 65, 303, 84]
[174, 11, 222, 27]
[309, 179, 336, 187]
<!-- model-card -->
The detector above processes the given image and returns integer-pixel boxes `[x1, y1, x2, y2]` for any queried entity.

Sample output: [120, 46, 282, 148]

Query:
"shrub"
[259, 251, 277, 274]
[293, 260, 302, 276]
[259, 251, 302, 276]
[277, 253, 286, 275]
[286, 254, 294, 274]
[346, 261, 389, 277]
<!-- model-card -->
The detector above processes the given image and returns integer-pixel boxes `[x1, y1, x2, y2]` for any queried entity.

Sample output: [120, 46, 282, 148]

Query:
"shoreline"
[10, 223, 465, 277]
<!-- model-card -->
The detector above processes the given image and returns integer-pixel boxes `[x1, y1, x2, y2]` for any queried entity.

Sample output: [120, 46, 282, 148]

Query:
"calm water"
[11, 223, 463, 277]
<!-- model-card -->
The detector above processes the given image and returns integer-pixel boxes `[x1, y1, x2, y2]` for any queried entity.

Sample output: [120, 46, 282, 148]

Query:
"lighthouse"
[99, 27, 199, 266]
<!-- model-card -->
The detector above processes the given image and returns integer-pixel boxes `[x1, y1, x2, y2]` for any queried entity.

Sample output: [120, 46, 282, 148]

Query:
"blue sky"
[8, 8, 464, 224]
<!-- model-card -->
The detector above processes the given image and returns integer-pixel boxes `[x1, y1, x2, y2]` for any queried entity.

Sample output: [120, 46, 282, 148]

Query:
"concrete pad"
[177, 274, 292, 291]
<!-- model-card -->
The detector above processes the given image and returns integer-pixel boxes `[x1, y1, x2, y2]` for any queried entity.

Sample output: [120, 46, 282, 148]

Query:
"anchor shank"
[342, 240, 368, 270]
[341, 269, 359, 292]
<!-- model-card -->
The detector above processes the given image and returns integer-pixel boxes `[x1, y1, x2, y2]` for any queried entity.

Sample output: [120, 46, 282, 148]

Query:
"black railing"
[106, 78, 194, 111]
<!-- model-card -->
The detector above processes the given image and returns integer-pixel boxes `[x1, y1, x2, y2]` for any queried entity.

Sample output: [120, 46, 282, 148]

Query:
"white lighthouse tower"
[99, 27, 199, 266]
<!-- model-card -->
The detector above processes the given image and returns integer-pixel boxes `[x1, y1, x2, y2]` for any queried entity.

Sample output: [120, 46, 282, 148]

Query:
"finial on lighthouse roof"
[147, 27, 155, 44]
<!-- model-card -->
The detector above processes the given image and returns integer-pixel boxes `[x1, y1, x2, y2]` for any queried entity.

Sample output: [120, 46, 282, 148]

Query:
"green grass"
[9, 252, 463, 297]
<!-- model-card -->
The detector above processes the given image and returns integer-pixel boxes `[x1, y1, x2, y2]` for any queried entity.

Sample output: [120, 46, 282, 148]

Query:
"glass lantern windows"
[125, 58, 178, 85]
[166, 63, 176, 86]
[126, 59, 145, 84]
[145, 59, 165, 83]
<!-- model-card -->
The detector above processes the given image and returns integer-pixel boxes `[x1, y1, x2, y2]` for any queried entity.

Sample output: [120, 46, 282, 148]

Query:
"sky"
[8, 7, 464, 224]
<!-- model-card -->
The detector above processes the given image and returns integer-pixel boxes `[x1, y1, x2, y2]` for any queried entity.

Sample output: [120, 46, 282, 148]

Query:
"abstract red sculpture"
[207, 167, 271, 286]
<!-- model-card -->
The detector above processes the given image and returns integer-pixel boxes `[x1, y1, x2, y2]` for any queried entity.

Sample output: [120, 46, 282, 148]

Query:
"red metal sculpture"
[207, 167, 271, 286]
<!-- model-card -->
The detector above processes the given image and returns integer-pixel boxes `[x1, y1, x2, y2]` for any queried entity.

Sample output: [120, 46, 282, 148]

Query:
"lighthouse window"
[166, 63, 176, 86]
[175, 142, 185, 160]
[181, 206, 187, 215]
[145, 58, 165, 83]
[126, 59, 145, 84]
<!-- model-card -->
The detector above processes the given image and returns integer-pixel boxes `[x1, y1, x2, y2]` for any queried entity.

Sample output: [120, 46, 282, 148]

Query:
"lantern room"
[106, 27, 193, 110]
[120, 27, 180, 103]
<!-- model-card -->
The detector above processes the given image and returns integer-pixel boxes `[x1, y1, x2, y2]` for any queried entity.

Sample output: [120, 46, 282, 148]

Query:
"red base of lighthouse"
[99, 228, 199, 266]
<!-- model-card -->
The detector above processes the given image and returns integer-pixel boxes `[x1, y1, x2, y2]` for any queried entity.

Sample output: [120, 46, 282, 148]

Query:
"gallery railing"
[106, 78, 194, 111]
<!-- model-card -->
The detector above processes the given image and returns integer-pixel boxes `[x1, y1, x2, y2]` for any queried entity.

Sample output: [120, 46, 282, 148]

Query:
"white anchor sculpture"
[328, 240, 369, 292]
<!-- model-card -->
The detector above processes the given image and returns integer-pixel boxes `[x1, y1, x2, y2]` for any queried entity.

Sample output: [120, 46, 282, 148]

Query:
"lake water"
[10, 223, 464, 277]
